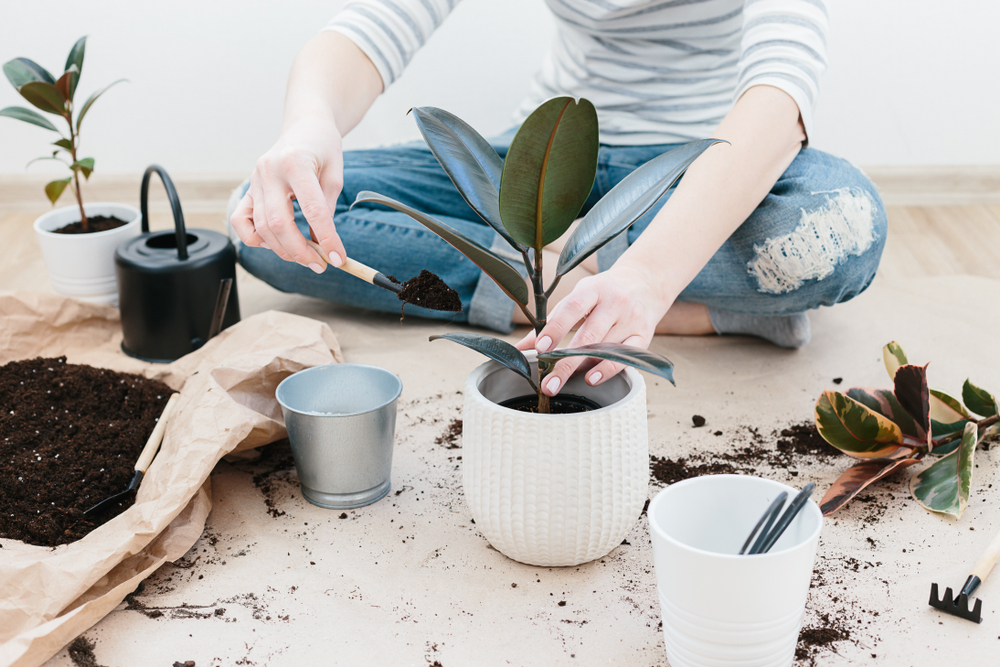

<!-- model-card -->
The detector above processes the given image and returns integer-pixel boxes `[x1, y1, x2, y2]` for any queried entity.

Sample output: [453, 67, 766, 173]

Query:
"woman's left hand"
[515, 262, 674, 397]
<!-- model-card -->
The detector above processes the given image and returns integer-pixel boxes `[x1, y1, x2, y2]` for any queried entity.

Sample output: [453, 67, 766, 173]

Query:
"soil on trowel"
[650, 422, 842, 485]
[0, 356, 172, 546]
[395, 269, 462, 312]
[53, 215, 129, 235]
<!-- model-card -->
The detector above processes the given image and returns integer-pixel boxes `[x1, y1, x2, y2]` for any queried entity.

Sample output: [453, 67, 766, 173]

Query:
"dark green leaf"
[963, 379, 997, 418]
[498, 97, 598, 251]
[65, 37, 87, 97]
[352, 191, 529, 305]
[557, 138, 724, 276]
[55, 67, 78, 105]
[846, 387, 926, 444]
[894, 364, 930, 433]
[930, 422, 969, 456]
[537, 342, 675, 385]
[44, 178, 72, 205]
[911, 421, 977, 518]
[0, 106, 58, 131]
[819, 456, 922, 516]
[18, 81, 66, 116]
[76, 78, 126, 132]
[814, 391, 908, 458]
[72, 157, 94, 178]
[882, 341, 907, 380]
[429, 333, 534, 390]
[411, 107, 518, 250]
[3, 58, 55, 88]
[53, 138, 74, 151]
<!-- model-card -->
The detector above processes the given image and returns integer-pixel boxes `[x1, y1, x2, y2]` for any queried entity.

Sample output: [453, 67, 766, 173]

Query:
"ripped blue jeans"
[231, 130, 887, 333]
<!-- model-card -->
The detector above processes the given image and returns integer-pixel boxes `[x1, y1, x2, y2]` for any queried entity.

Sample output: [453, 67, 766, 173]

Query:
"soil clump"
[434, 419, 463, 449]
[54, 215, 129, 235]
[67, 637, 106, 667]
[0, 356, 172, 546]
[396, 269, 462, 312]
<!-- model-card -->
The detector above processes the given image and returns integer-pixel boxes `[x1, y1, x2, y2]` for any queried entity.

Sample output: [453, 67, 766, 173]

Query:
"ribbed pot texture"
[463, 356, 648, 567]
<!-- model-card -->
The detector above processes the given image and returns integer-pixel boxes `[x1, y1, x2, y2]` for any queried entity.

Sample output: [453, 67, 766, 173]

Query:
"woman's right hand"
[229, 113, 348, 273]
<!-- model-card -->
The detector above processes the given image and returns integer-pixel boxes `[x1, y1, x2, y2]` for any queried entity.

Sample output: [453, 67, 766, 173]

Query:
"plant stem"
[931, 414, 999, 450]
[533, 248, 550, 414]
[66, 116, 87, 231]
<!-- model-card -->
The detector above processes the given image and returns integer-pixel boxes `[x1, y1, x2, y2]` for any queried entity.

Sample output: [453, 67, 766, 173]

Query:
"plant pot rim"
[276, 363, 403, 418]
[33, 202, 141, 239]
[647, 474, 823, 560]
[466, 349, 643, 418]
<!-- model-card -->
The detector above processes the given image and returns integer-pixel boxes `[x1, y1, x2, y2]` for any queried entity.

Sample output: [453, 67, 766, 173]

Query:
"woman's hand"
[229, 114, 348, 273]
[516, 261, 674, 397]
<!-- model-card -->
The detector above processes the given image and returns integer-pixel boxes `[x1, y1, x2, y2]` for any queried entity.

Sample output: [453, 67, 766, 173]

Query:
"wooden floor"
[1, 176, 999, 290]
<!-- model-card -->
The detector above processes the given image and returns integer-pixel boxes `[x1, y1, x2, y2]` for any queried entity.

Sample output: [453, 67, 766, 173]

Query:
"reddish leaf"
[820, 455, 923, 516]
[894, 364, 930, 434]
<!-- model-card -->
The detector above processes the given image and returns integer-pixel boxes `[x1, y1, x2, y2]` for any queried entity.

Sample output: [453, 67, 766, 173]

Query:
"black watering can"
[116, 165, 240, 362]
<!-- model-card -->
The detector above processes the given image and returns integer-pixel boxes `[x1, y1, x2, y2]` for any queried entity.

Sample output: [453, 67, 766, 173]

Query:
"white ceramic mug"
[648, 475, 822, 667]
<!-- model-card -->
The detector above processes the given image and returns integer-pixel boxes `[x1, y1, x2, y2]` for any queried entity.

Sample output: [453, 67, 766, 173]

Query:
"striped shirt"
[325, 0, 827, 145]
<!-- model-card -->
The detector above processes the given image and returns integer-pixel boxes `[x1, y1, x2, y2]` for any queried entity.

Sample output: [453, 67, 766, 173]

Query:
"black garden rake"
[929, 526, 1000, 623]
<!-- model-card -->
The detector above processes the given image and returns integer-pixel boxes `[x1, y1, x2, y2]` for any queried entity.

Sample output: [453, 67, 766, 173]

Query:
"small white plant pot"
[463, 352, 648, 567]
[33, 202, 142, 306]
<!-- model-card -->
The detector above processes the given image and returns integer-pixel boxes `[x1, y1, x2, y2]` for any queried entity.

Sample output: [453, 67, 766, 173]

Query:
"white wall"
[1, 0, 998, 177]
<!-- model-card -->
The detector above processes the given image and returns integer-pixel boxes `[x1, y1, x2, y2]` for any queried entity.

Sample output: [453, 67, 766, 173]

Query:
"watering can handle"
[140, 165, 188, 260]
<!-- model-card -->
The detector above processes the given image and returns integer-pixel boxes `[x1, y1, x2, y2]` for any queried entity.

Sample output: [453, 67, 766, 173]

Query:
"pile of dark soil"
[54, 215, 129, 235]
[0, 356, 172, 546]
[396, 269, 462, 312]
[650, 423, 841, 486]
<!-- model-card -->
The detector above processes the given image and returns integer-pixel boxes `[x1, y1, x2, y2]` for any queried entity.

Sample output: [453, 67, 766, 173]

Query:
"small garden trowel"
[929, 525, 1000, 623]
[84, 392, 180, 516]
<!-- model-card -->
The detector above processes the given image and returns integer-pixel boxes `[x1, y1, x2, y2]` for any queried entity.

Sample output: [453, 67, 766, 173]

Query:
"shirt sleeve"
[324, 0, 460, 88]
[735, 0, 829, 143]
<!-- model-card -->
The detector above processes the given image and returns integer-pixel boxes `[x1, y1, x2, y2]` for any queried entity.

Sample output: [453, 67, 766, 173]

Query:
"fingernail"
[589, 371, 602, 385]
[308, 262, 325, 274]
[545, 376, 561, 395]
[260, 242, 271, 250]
[536, 336, 552, 353]
[329, 251, 344, 267]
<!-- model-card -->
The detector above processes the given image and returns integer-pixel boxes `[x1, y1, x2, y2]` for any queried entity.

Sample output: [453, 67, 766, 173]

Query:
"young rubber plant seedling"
[349, 98, 724, 413]
[0, 37, 126, 232]
[815, 341, 999, 518]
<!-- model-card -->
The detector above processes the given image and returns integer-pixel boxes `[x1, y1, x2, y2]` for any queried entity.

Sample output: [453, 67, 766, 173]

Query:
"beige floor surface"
[2, 187, 999, 666]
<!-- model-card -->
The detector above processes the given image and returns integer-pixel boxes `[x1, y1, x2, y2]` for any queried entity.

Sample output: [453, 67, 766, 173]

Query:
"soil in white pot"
[53, 215, 130, 235]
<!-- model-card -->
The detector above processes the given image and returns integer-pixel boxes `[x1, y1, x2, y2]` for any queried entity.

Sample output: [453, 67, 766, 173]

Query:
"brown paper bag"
[0, 292, 344, 667]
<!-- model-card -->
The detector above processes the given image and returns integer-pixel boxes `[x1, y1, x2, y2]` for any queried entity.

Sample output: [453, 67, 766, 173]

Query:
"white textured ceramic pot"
[463, 352, 648, 567]
[33, 202, 141, 306]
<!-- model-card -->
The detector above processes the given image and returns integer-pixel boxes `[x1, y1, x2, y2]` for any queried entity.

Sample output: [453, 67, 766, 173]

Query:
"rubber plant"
[815, 341, 999, 518]
[350, 97, 723, 413]
[0, 36, 126, 232]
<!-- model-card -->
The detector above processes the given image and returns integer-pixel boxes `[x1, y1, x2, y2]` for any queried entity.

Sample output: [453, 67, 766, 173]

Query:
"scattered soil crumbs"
[67, 636, 106, 667]
[397, 269, 462, 312]
[54, 215, 128, 235]
[650, 422, 841, 486]
[173, 662, 196, 667]
[245, 439, 297, 518]
[692, 415, 706, 428]
[434, 418, 463, 449]
[0, 356, 172, 546]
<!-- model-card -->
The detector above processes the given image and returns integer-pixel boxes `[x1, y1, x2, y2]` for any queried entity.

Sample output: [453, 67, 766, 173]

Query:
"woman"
[229, 0, 885, 398]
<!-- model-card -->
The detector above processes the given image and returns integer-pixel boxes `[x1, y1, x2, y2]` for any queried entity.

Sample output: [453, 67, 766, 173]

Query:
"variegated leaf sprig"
[815, 342, 998, 519]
